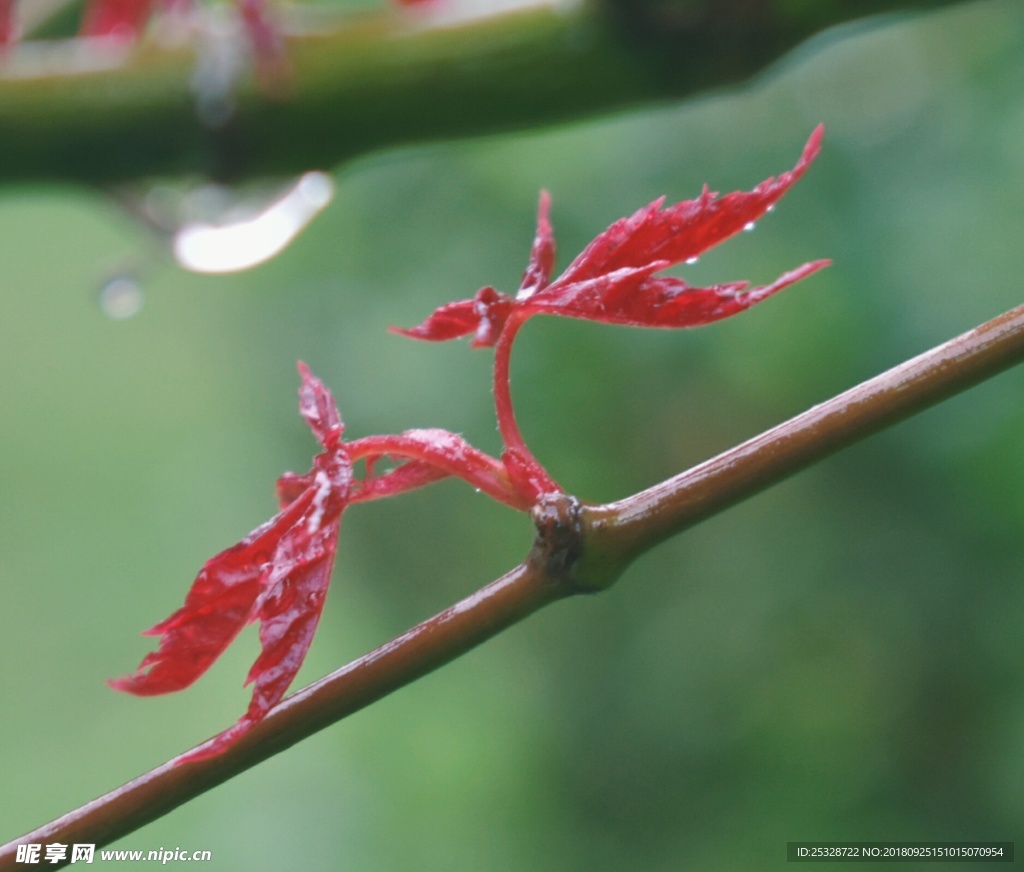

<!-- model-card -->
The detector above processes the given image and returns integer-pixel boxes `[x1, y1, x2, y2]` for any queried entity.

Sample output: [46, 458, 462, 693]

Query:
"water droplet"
[743, 221, 757, 232]
[112, 169, 336, 275]
[296, 171, 334, 210]
[98, 276, 144, 319]
[685, 256, 699, 265]
[766, 204, 776, 213]
[172, 171, 336, 274]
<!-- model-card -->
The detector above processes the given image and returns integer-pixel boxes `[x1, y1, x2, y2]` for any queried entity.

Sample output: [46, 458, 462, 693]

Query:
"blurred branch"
[5, 297, 1024, 866]
[0, 0, 965, 185]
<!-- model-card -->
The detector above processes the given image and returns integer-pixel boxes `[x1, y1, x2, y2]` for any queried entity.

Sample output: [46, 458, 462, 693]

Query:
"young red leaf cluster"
[110, 364, 352, 760]
[396, 125, 829, 497]
[111, 365, 529, 762]
[397, 125, 827, 344]
[113, 130, 827, 761]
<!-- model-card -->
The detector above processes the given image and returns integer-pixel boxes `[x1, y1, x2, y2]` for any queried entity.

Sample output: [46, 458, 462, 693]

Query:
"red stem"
[493, 313, 561, 499]
[347, 431, 531, 511]
[493, 313, 528, 456]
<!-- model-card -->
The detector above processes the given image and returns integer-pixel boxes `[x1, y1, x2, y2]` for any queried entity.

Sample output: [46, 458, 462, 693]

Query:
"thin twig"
[4, 300, 1024, 867]
[578, 300, 1024, 586]
[0, 557, 571, 867]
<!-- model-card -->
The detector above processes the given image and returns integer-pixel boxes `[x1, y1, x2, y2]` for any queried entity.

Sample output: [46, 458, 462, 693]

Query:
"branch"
[577, 299, 1024, 587]
[5, 297, 1024, 867]
[0, 0, 965, 185]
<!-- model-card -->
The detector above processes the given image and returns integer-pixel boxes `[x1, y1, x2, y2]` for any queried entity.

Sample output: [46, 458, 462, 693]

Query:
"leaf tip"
[802, 124, 825, 166]
[106, 675, 133, 694]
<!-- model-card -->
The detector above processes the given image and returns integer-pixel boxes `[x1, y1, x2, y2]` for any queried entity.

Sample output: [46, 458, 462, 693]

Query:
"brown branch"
[577, 299, 1024, 587]
[4, 300, 1024, 866]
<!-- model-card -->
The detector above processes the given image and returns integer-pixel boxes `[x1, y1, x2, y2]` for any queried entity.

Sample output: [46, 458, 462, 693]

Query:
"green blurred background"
[2, 0, 1022, 867]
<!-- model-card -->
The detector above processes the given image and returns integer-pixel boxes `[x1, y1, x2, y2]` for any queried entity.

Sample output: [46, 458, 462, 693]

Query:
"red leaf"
[525, 260, 831, 329]
[111, 363, 352, 762]
[276, 470, 313, 508]
[518, 190, 555, 298]
[297, 360, 344, 447]
[547, 126, 823, 294]
[521, 126, 827, 326]
[390, 298, 480, 343]
[182, 451, 348, 761]
[391, 286, 514, 348]
[107, 499, 305, 696]
[398, 127, 827, 344]
[354, 459, 450, 501]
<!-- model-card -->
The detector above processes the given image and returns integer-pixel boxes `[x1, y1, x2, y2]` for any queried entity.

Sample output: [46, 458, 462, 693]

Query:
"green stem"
[0, 0, 965, 185]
